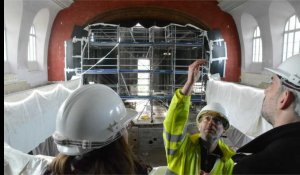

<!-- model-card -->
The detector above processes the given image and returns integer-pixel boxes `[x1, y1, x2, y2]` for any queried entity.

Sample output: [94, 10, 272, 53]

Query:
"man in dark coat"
[233, 54, 300, 174]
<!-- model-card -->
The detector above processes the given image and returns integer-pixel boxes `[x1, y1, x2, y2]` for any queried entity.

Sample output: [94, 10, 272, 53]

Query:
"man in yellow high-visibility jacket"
[163, 59, 235, 175]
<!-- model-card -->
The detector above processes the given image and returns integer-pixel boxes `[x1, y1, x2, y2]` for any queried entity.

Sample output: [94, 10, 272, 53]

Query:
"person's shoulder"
[134, 158, 153, 175]
[189, 133, 200, 144]
[232, 154, 269, 174]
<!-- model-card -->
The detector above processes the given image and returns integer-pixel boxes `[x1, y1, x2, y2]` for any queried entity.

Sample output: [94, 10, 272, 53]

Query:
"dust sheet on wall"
[4, 84, 75, 153]
[206, 79, 272, 138]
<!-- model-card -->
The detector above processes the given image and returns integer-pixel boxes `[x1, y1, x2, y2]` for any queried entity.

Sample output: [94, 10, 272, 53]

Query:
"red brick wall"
[48, 0, 241, 82]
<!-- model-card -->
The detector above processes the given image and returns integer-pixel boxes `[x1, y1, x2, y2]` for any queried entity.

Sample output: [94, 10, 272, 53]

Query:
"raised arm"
[163, 59, 207, 153]
[181, 59, 207, 95]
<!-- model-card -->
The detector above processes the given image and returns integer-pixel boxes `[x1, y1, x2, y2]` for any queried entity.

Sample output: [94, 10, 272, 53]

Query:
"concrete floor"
[128, 124, 167, 167]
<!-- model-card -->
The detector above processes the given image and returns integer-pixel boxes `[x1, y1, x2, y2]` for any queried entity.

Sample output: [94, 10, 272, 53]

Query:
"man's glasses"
[201, 115, 223, 126]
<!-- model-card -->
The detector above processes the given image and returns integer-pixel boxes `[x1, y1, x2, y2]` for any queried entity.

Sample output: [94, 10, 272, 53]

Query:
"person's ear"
[221, 130, 227, 138]
[279, 90, 295, 109]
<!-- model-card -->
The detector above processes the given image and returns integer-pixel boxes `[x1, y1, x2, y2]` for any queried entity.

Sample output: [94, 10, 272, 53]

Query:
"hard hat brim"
[121, 108, 138, 126]
[55, 108, 138, 156]
[265, 67, 289, 80]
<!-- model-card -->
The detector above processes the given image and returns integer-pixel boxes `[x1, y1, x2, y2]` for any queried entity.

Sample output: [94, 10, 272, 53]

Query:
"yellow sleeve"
[163, 89, 191, 154]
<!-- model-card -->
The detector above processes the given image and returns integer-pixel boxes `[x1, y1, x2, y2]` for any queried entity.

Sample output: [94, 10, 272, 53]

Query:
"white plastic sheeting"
[206, 79, 272, 138]
[149, 166, 168, 175]
[3, 79, 275, 175]
[4, 84, 75, 153]
[4, 142, 53, 175]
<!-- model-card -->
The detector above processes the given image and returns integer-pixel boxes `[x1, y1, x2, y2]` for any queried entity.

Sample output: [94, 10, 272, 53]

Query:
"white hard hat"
[196, 102, 229, 130]
[53, 84, 138, 156]
[265, 54, 300, 91]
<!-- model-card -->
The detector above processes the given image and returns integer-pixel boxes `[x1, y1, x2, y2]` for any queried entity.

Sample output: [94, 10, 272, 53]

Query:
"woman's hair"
[46, 135, 144, 174]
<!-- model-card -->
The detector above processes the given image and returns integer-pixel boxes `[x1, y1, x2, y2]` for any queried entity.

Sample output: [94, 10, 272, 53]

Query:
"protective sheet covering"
[149, 166, 168, 175]
[31, 136, 59, 156]
[222, 125, 252, 150]
[4, 142, 54, 175]
[4, 84, 76, 153]
[206, 79, 272, 138]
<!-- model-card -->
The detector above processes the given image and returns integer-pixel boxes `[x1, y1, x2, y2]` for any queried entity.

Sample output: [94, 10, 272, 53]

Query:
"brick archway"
[48, 1, 240, 82]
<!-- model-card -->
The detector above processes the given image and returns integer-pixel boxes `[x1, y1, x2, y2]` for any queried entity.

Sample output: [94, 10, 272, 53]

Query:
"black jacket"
[233, 122, 300, 174]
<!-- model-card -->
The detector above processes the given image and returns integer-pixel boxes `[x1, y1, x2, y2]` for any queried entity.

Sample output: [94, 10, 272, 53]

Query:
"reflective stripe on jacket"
[163, 89, 235, 175]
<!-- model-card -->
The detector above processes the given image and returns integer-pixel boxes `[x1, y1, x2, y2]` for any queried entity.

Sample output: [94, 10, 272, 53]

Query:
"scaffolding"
[67, 23, 211, 123]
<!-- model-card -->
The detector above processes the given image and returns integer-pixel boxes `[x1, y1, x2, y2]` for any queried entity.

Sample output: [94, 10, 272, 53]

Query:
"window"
[252, 26, 262, 62]
[28, 25, 37, 62]
[282, 15, 300, 61]
[136, 59, 151, 117]
[137, 59, 150, 96]
[4, 29, 7, 62]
